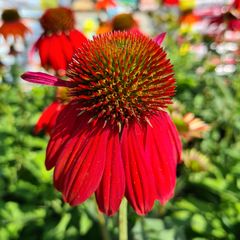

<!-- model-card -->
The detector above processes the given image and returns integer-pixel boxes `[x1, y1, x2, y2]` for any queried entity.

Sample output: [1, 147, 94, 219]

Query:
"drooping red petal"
[46, 101, 85, 170]
[21, 72, 73, 87]
[34, 101, 65, 135]
[53, 130, 89, 191]
[0, 22, 30, 40]
[68, 29, 88, 49]
[45, 101, 109, 206]
[61, 127, 109, 206]
[165, 112, 182, 163]
[146, 113, 180, 204]
[59, 33, 74, 62]
[48, 35, 67, 71]
[51, 106, 93, 189]
[95, 129, 125, 216]
[37, 36, 50, 67]
[153, 32, 166, 46]
[121, 122, 156, 215]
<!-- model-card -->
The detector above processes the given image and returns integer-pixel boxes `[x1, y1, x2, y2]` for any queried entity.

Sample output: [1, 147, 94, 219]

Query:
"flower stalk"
[119, 198, 128, 240]
[97, 211, 111, 240]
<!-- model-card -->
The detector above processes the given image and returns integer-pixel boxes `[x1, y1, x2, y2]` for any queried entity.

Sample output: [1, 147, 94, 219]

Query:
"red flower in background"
[22, 32, 181, 216]
[34, 87, 69, 135]
[95, 0, 116, 10]
[208, 0, 240, 32]
[111, 13, 140, 32]
[210, 12, 240, 31]
[163, 0, 179, 6]
[0, 9, 30, 40]
[96, 13, 142, 35]
[180, 11, 200, 25]
[233, 0, 240, 11]
[33, 7, 87, 75]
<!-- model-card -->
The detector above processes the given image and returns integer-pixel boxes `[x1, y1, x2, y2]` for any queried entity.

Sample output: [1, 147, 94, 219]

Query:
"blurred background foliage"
[1, 41, 240, 240]
[1, 1, 240, 240]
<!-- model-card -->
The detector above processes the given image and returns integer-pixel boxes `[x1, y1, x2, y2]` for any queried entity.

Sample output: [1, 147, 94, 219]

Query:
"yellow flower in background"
[179, 42, 190, 55]
[41, 0, 58, 10]
[179, 0, 196, 11]
[83, 19, 98, 38]
[180, 24, 193, 35]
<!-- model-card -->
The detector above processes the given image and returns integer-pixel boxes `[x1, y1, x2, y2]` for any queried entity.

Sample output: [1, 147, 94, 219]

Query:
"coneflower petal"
[44, 102, 108, 206]
[53, 130, 89, 192]
[45, 101, 86, 170]
[37, 36, 50, 67]
[59, 33, 74, 62]
[34, 101, 64, 135]
[165, 113, 182, 163]
[95, 130, 125, 216]
[146, 112, 179, 204]
[68, 29, 87, 49]
[62, 127, 109, 206]
[48, 35, 67, 71]
[21, 71, 73, 87]
[121, 122, 156, 215]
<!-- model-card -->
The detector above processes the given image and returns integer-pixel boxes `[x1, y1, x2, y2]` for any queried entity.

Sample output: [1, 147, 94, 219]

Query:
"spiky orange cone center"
[66, 32, 176, 129]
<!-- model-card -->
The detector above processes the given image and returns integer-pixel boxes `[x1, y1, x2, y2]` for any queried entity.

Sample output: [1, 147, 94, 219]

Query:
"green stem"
[119, 198, 128, 240]
[97, 212, 111, 240]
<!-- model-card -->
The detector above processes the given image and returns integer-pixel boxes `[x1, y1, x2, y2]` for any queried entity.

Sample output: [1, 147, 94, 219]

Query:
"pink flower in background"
[33, 7, 87, 75]
[22, 32, 181, 216]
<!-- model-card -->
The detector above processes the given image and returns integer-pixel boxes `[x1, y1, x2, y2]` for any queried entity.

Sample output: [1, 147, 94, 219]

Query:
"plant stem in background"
[119, 198, 128, 240]
[97, 211, 111, 240]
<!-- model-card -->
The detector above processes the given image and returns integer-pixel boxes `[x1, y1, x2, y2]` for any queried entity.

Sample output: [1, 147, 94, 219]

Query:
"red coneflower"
[33, 7, 87, 75]
[111, 13, 144, 35]
[0, 9, 30, 40]
[22, 31, 182, 216]
[96, 13, 142, 35]
[111, 13, 138, 31]
[163, 0, 179, 6]
[95, 0, 116, 10]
